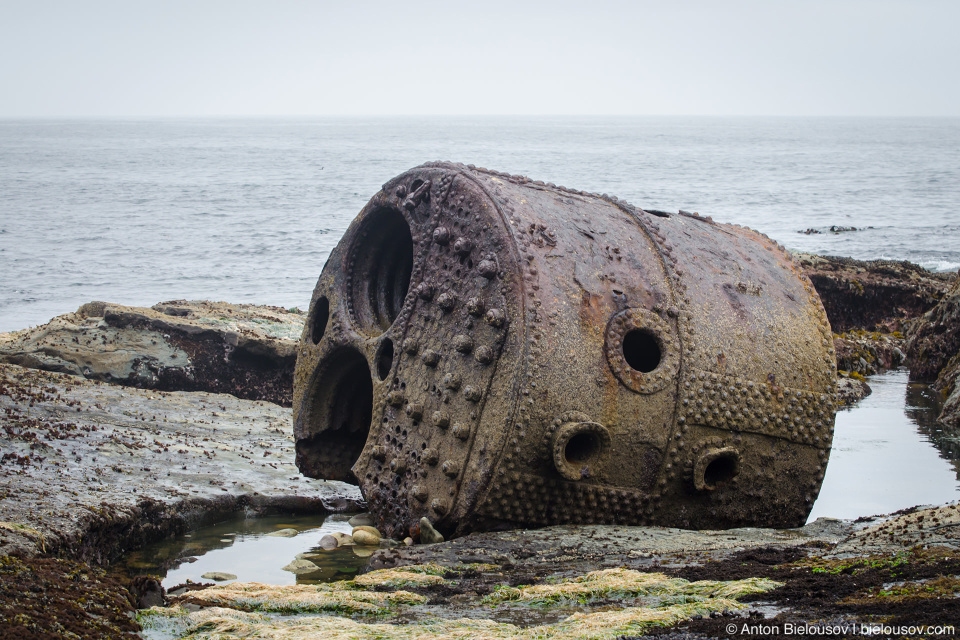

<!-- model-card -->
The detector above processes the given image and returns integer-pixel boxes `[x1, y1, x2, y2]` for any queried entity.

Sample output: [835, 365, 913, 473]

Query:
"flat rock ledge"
[0, 363, 361, 564]
[0, 300, 305, 407]
[134, 503, 960, 640]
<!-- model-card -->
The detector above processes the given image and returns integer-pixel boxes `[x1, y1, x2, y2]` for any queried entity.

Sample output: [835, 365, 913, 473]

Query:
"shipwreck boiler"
[292, 162, 837, 539]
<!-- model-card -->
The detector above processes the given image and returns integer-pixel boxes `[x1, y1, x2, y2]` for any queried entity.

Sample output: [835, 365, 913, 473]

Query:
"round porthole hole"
[622, 329, 661, 373]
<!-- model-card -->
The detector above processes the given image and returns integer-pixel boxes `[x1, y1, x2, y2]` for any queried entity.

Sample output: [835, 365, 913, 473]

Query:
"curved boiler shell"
[293, 163, 838, 539]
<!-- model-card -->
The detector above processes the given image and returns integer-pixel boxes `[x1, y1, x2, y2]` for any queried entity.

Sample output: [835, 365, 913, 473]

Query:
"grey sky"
[1, 0, 957, 117]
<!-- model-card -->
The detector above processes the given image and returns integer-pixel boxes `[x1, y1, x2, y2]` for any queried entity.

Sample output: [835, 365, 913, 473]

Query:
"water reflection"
[808, 369, 960, 522]
[116, 513, 370, 589]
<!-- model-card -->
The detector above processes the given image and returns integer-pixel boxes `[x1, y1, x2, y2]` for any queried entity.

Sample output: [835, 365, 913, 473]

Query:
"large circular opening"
[296, 348, 373, 484]
[622, 329, 661, 373]
[310, 296, 329, 345]
[349, 208, 413, 334]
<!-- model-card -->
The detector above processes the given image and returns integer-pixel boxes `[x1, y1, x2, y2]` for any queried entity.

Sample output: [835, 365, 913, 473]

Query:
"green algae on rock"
[141, 567, 781, 640]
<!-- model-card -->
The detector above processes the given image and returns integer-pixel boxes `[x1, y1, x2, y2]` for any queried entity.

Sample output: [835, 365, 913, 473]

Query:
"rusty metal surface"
[293, 163, 837, 539]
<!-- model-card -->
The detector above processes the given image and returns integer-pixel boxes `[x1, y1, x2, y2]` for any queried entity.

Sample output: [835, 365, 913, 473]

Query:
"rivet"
[390, 458, 406, 473]
[405, 402, 423, 421]
[422, 350, 441, 367]
[452, 423, 470, 440]
[386, 391, 405, 406]
[478, 259, 498, 279]
[432, 226, 450, 244]
[454, 334, 474, 354]
[411, 485, 429, 502]
[432, 411, 450, 428]
[422, 448, 439, 465]
[403, 338, 419, 355]
[372, 446, 387, 461]
[486, 308, 505, 327]
[441, 460, 459, 477]
[475, 345, 494, 364]
[443, 373, 462, 390]
[437, 292, 457, 312]
[417, 282, 436, 301]
[467, 297, 485, 316]
[464, 386, 482, 402]
[431, 499, 448, 515]
[454, 237, 473, 254]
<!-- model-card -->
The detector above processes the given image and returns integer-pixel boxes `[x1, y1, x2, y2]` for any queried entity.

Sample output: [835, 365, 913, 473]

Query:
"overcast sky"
[1, 0, 957, 117]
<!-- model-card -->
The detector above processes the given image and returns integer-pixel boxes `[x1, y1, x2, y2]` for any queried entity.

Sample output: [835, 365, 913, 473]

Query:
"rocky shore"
[0, 254, 958, 638]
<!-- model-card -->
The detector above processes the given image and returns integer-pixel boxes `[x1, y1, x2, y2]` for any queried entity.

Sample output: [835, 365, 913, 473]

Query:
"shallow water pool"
[808, 368, 960, 521]
[117, 512, 369, 589]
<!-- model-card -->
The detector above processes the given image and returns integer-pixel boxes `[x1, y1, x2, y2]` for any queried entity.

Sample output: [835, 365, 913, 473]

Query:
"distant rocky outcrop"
[906, 277, 960, 428]
[797, 253, 953, 333]
[0, 300, 304, 407]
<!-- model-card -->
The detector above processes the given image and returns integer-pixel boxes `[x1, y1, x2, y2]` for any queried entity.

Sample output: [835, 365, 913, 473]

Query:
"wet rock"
[0, 363, 362, 563]
[201, 572, 237, 581]
[403, 537, 414, 546]
[352, 529, 381, 546]
[266, 528, 299, 537]
[131, 574, 165, 609]
[337, 534, 356, 547]
[419, 517, 444, 544]
[348, 513, 375, 528]
[318, 534, 340, 550]
[282, 558, 320, 574]
[833, 331, 906, 376]
[0, 300, 304, 406]
[906, 276, 960, 380]
[906, 276, 960, 427]
[798, 253, 952, 333]
[835, 376, 872, 406]
[379, 538, 400, 548]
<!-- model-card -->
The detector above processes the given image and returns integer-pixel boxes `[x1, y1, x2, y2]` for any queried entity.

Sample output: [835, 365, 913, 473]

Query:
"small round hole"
[377, 338, 394, 381]
[622, 329, 661, 373]
[310, 296, 329, 345]
[704, 454, 738, 488]
[565, 432, 601, 464]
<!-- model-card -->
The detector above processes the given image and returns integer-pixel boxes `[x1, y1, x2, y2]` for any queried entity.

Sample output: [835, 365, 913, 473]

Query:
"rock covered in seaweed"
[907, 275, 960, 427]
[797, 253, 952, 333]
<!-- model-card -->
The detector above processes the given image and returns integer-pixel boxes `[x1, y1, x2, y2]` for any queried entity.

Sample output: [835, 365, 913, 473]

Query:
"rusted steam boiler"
[293, 162, 837, 539]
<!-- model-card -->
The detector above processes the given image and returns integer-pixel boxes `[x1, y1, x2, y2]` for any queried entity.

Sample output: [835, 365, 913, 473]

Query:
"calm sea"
[1, 116, 958, 332]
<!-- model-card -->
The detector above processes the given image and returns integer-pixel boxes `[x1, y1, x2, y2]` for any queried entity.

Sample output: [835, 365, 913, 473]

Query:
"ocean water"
[1, 116, 959, 332]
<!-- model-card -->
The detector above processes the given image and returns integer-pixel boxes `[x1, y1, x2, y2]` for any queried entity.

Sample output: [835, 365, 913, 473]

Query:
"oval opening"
[349, 208, 413, 334]
[622, 329, 661, 373]
[565, 432, 602, 464]
[703, 453, 739, 489]
[376, 338, 394, 381]
[310, 296, 330, 345]
[296, 348, 373, 484]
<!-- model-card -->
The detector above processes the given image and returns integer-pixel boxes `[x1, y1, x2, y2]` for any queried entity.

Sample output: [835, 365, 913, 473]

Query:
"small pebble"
[200, 572, 237, 581]
[266, 528, 298, 537]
